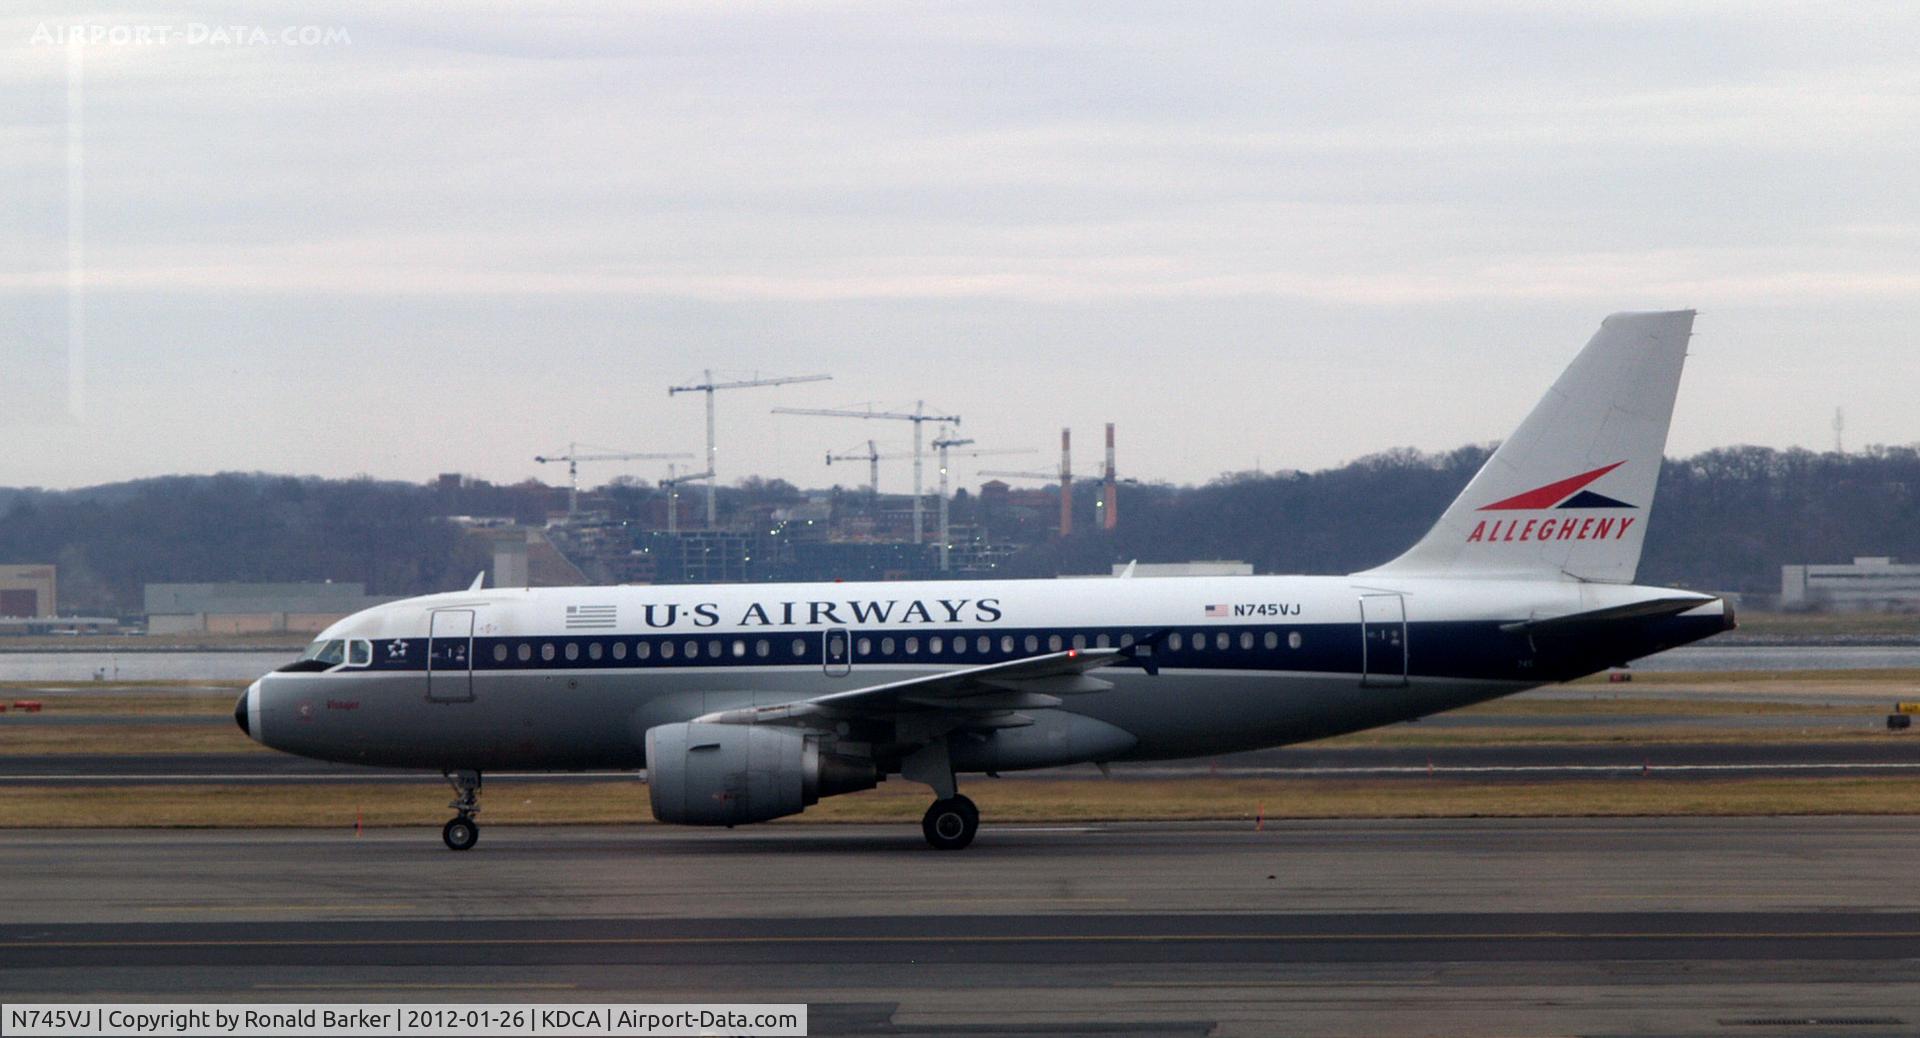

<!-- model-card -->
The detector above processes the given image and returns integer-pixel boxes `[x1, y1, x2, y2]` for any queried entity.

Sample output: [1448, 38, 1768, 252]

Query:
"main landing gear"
[921, 794, 979, 851]
[442, 769, 481, 851]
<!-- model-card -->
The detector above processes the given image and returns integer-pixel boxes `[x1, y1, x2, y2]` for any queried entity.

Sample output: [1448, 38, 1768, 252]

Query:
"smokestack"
[1059, 427, 1073, 537]
[1103, 422, 1117, 530]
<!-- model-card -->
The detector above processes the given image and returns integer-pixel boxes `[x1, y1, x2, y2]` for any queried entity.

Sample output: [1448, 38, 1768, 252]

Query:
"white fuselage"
[242, 574, 1727, 773]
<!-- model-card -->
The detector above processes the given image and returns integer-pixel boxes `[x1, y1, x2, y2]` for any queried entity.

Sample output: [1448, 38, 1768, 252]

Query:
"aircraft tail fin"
[1360, 310, 1694, 583]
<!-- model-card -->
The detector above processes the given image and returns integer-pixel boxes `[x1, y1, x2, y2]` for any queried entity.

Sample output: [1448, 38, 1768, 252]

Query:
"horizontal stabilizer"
[1499, 596, 1715, 636]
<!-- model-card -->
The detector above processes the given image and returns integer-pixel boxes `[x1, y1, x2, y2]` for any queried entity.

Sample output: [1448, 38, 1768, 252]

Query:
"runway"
[5, 820, 1920, 1036]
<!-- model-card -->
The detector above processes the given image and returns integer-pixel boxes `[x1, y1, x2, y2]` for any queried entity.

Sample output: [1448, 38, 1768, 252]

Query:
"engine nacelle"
[645, 722, 876, 826]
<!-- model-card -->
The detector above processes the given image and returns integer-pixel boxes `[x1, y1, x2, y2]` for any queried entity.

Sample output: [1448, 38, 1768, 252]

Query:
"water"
[0, 651, 294, 683]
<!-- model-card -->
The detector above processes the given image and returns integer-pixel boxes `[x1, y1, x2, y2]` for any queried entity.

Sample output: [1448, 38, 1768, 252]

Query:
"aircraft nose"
[235, 681, 259, 741]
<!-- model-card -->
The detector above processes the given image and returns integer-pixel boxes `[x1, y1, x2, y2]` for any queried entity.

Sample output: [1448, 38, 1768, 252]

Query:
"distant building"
[0, 565, 56, 617]
[144, 582, 397, 635]
[1781, 557, 1920, 612]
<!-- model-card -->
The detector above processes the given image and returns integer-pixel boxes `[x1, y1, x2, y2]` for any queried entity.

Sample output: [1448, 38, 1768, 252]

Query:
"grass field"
[6, 775, 1920, 829]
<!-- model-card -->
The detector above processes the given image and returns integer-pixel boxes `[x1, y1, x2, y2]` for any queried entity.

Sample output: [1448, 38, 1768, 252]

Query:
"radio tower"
[1834, 407, 1845, 456]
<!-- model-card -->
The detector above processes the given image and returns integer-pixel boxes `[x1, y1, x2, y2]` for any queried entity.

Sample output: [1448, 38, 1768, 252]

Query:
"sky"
[3, 2, 1918, 494]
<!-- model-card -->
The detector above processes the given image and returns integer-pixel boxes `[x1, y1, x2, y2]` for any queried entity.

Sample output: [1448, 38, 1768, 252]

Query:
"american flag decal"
[1204, 604, 1230, 618]
[565, 604, 617, 629]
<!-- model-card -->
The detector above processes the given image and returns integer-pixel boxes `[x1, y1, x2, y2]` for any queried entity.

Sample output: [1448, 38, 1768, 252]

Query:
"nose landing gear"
[442, 769, 481, 851]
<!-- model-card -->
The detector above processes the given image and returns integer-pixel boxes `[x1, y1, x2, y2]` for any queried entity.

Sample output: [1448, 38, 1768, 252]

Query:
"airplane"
[237, 310, 1731, 851]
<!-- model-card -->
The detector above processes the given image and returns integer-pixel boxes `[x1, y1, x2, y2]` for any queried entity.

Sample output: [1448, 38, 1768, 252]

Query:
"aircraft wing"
[692, 647, 1127, 727]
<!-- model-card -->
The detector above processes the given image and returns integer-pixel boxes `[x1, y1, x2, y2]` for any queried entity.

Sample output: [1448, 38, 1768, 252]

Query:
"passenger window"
[541, 643, 555, 661]
[755, 639, 770, 658]
[685, 640, 699, 659]
[881, 637, 896, 655]
[1217, 632, 1230, 651]
[517, 643, 532, 662]
[1000, 635, 1013, 654]
[1095, 633, 1110, 649]
[1170, 633, 1183, 651]
[1047, 634, 1063, 652]
[857, 637, 872, 656]
[1072, 634, 1087, 651]
[612, 642, 627, 660]
[708, 640, 722, 658]
[1119, 633, 1134, 648]
[905, 637, 919, 655]
[791, 638, 807, 657]
[636, 641, 652, 660]
[589, 641, 603, 660]
[1024, 635, 1038, 653]
[492, 644, 508, 663]
[732, 640, 747, 658]
[930, 636, 943, 654]
[660, 641, 674, 659]
[564, 643, 579, 661]
[1288, 631, 1303, 650]
[1240, 632, 1253, 651]
[980, 635, 993, 653]
[1264, 631, 1278, 650]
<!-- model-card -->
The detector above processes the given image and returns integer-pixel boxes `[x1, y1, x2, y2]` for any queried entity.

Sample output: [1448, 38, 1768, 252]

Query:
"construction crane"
[668, 371, 831, 527]
[656, 463, 715, 536]
[930, 431, 1037, 570]
[773, 401, 959, 543]
[534, 443, 693, 519]
[825, 440, 885, 507]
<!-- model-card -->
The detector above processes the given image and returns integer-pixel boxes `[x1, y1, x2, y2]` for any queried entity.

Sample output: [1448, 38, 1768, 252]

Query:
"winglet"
[467, 571, 486, 592]
[1117, 560, 1137, 578]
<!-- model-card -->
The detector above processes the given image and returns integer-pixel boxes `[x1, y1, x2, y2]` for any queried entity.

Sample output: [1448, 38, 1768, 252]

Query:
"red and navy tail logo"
[1478, 461, 1635, 511]
[1466, 461, 1638, 544]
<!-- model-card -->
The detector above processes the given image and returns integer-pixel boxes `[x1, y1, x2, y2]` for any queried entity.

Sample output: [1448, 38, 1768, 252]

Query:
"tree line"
[1, 444, 1914, 614]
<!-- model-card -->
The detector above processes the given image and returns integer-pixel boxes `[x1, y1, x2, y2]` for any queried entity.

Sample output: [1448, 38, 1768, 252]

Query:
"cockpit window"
[277, 639, 347, 673]
[346, 639, 372, 667]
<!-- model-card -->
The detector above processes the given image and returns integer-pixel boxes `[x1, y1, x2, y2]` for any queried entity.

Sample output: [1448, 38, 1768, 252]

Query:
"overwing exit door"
[427, 609, 475, 702]
[1359, 594, 1408, 688]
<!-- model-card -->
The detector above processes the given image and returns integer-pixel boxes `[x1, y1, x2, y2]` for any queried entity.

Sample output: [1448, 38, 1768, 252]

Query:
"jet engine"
[644, 722, 876, 825]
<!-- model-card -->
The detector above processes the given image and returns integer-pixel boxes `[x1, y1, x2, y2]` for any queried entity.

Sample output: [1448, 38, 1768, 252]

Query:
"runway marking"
[899, 897, 1130, 905]
[143, 903, 419, 913]
[257, 983, 579, 991]
[1131, 763, 1920, 776]
[0, 767, 625, 775]
[13, 930, 1920, 950]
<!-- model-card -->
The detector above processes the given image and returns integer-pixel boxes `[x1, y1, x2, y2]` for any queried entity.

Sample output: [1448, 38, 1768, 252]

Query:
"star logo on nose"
[386, 640, 407, 658]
